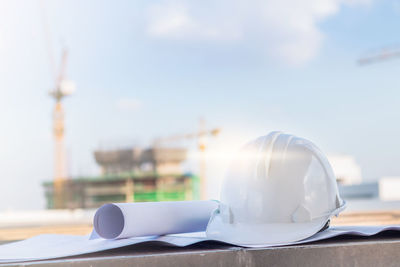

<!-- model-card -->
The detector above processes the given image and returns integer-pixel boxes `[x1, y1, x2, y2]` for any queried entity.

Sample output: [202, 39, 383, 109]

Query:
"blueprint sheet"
[0, 225, 400, 263]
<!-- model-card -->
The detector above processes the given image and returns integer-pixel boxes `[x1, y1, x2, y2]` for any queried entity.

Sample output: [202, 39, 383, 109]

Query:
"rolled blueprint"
[93, 200, 218, 239]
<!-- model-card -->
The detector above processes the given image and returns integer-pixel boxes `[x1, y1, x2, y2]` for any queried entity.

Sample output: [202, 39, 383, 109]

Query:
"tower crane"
[49, 49, 75, 209]
[39, 0, 75, 208]
[153, 120, 221, 200]
[358, 45, 400, 65]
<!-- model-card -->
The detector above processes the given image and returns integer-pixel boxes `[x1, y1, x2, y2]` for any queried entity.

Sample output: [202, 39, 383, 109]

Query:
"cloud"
[146, 1, 242, 41]
[146, 0, 371, 65]
[116, 98, 142, 112]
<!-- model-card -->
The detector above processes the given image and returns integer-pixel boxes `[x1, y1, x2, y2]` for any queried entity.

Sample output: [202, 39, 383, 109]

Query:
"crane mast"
[49, 49, 74, 208]
[52, 101, 66, 208]
[40, 1, 75, 208]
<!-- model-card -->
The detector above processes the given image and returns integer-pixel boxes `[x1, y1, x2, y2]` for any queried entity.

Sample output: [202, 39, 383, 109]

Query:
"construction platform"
[43, 173, 199, 209]
[2, 234, 400, 266]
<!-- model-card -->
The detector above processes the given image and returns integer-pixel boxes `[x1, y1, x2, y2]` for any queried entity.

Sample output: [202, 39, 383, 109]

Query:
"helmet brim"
[206, 215, 329, 246]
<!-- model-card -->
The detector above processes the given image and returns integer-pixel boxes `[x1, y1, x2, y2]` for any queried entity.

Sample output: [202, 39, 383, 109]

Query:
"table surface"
[2, 231, 400, 267]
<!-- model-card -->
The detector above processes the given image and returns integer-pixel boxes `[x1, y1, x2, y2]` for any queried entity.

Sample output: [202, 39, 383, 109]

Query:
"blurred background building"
[328, 155, 363, 185]
[43, 147, 198, 209]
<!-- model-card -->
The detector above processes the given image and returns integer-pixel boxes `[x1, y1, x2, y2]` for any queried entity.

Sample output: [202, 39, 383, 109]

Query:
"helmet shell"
[206, 132, 345, 245]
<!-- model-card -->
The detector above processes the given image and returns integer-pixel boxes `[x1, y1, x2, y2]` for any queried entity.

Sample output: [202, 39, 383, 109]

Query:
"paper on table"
[1, 225, 400, 263]
[93, 200, 218, 239]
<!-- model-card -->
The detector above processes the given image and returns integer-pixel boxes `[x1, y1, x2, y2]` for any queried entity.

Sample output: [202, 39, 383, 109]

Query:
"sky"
[0, 0, 399, 210]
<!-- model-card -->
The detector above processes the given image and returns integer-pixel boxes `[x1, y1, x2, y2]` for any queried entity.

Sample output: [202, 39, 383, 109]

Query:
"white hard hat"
[206, 132, 346, 245]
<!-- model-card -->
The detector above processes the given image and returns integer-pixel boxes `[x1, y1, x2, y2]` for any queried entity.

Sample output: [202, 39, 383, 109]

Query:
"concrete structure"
[4, 236, 400, 266]
[328, 155, 362, 185]
[94, 148, 142, 174]
[44, 146, 195, 209]
[94, 147, 187, 175]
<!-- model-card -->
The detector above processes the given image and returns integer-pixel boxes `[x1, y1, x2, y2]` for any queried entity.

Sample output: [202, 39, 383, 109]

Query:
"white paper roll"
[93, 200, 218, 239]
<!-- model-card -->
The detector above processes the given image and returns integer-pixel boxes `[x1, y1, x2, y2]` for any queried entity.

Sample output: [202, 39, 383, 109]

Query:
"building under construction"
[43, 147, 200, 209]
